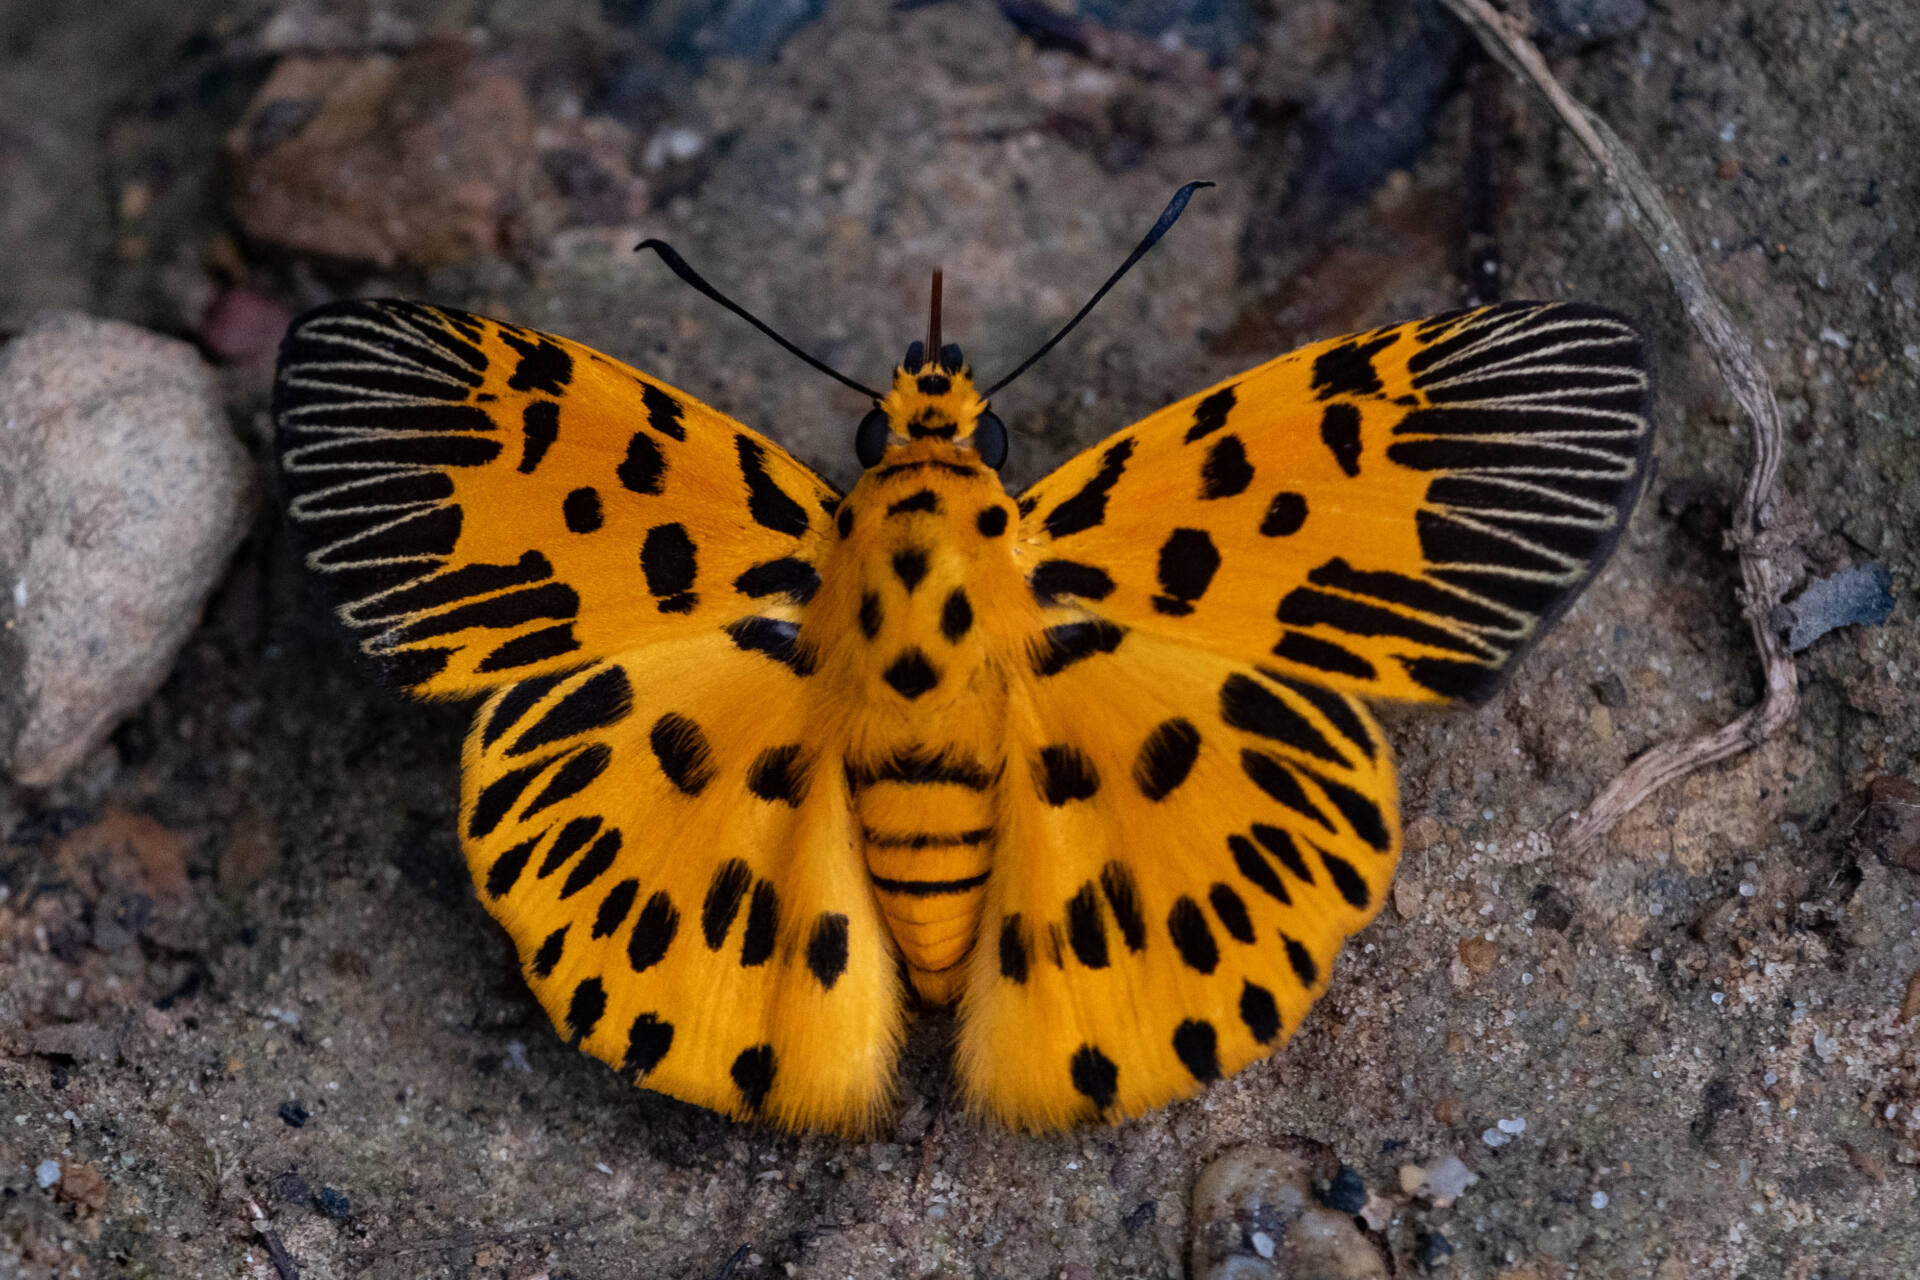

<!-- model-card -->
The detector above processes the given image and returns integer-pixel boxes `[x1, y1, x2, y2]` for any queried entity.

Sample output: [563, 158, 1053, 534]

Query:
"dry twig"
[1436, 0, 1797, 854]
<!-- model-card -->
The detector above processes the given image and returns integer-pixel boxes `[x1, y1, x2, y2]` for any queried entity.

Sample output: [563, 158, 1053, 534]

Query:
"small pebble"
[1496, 1116, 1527, 1134]
[315, 1186, 350, 1218]
[1425, 1156, 1476, 1202]
[1591, 1190, 1610, 1209]
[36, 1159, 61, 1188]
[1319, 1164, 1367, 1213]
[278, 1100, 310, 1128]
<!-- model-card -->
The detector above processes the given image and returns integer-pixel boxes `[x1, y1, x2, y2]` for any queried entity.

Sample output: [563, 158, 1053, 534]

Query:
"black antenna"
[927, 268, 943, 356]
[635, 239, 883, 400]
[983, 180, 1213, 397]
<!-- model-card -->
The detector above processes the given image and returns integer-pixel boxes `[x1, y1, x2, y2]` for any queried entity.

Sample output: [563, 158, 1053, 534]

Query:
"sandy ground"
[2, 1, 1917, 1276]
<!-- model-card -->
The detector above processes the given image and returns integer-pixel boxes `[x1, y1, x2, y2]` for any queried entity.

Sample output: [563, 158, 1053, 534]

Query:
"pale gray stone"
[0, 312, 253, 786]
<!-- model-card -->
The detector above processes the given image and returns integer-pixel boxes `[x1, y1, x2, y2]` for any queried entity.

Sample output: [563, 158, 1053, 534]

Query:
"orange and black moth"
[273, 205, 1652, 1133]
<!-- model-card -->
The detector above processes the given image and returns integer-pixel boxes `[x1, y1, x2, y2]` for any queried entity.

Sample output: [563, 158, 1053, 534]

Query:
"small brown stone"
[54, 1161, 108, 1214]
[1433, 1095, 1461, 1126]
[1404, 815, 1445, 852]
[1457, 937, 1498, 975]
[226, 46, 538, 269]
[1900, 970, 1920, 1024]
[1716, 156, 1740, 180]
[1856, 776, 1920, 872]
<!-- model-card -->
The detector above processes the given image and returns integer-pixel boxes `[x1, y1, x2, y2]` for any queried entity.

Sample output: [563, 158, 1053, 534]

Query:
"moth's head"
[854, 341, 1008, 471]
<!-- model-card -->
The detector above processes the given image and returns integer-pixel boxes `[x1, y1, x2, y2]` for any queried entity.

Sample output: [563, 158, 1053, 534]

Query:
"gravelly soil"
[2, 1, 1916, 1277]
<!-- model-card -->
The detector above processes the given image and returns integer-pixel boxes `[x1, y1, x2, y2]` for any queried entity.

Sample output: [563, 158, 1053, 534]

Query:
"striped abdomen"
[849, 746, 999, 1004]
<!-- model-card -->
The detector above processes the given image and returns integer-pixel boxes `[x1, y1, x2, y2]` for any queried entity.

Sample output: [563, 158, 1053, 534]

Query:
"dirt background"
[3, 1, 1917, 1277]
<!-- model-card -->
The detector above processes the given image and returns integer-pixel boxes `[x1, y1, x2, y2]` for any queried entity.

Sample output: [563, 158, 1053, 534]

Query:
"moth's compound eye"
[855, 408, 892, 468]
[902, 341, 926, 373]
[974, 410, 1008, 470]
[938, 343, 965, 374]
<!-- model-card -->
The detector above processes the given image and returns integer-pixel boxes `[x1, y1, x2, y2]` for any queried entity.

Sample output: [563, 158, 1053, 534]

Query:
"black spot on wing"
[1043, 439, 1134, 538]
[1067, 883, 1109, 968]
[1030, 559, 1116, 604]
[836, 505, 854, 538]
[858, 591, 882, 640]
[1069, 1045, 1118, 1110]
[1032, 619, 1126, 676]
[736, 435, 811, 536]
[1277, 585, 1482, 657]
[563, 487, 603, 533]
[558, 828, 622, 899]
[520, 744, 611, 820]
[1183, 385, 1237, 443]
[618, 430, 666, 495]
[1218, 673, 1344, 765]
[1259, 669, 1377, 761]
[482, 669, 570, 750]
[1037, 745, 1099, 805]
[1282, 933, 1319, 987]
[1241, 751, 1334, 831]
[506, 666, 633, 757]
[1168, 897, 1220, 974]
[1319, 403, 1363, 477]
[624, 1013, 674, 1076]
[531, 925, 567, 978]
[468, 757, 551, 840]
[565, 977, 606, 1044]
[391, 581, 579, 645]
[593, 879, 640, 939]
[702, 859, 752, 949]
[747, 744, 807, 806]
[640, 523, 698, 614]
[627, 892, 678, 972]
[1254, 822, 1315, 882]
[976, 505, 1009, 537]
[498, 328, 573, 394]
[731, 1044, 777, 1110]
[1228, 833, 1291, 905]
[1260, 491, 1308, 537]
[741, 881, 778, 966]
[1152, 528, 1220, 617]
[725, 617, 815, 675]
[1272, 630, 1376, 680]
[1133, 718, 1200, 801]
[1208, 883, 1255, 943]
[1310, 333, 1394, 399]
[640, 381, 685, 440]
[1173, 1019, 1221, 1082]
[1291, 763, 1393, 851]
[477, 624, 581, 674]
[1240, 980, 1281, 1043]
[1099, 862, 1147, 952]
[733, 557, 819, 603]
[1200, 434, 1254, 499]
[484, 832, 541, 899]
[805, 913, 850, 989]
[649, 712, 715, 795]
[998, 914, 1030, 983]
[1320, 849, 1372, 908]
[518, 401, 559, 473]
